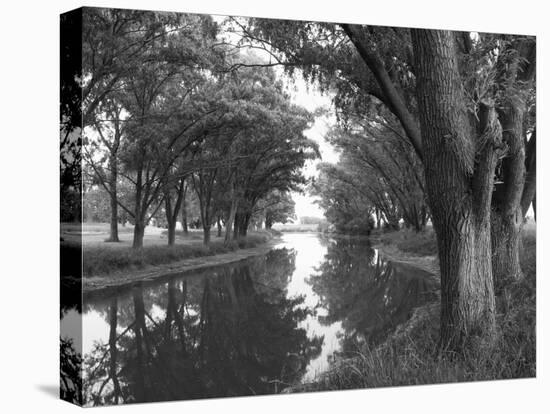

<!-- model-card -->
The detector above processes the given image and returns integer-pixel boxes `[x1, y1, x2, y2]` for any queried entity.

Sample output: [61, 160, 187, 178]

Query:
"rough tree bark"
[202, 219, 211, 245]
[165, 197, 177, 246]
[106, 154, 120, 242]
[191, 170, 215, 246]
[164, 177, 186, 246]
[490, 98, 524, 285]
[93, 114, 122, 243]
[225, 202, 238, 243]
[132, 181, 145, 249]
[133, 220, 146, 249]
[225, 179, 238, 244]
[490, 40, 535, 286]
[132, 173, 146, 249]
[341, 23, 534, 350]
[412, 29, 497, 351]
[181, 194, 189, 235]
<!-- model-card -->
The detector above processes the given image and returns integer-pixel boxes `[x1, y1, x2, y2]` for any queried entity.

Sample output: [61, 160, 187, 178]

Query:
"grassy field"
[296, 222, 536, 391]
[61, 223, 275, 277]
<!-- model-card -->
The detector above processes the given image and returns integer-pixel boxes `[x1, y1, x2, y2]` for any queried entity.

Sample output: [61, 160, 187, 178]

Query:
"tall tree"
[312, 162, 379, 234]
[489, 37, 536, 284]
[162, 174, 188, 246]
[83, 9, 222, 248]
[240, 19, 535, 351]
[411, 29, 499, 350]
[260, 190, 296, 230]
[326, 110, 428, 231]
[88, 97, 126, 241]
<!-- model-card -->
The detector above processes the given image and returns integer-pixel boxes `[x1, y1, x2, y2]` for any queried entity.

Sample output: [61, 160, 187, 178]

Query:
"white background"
[0, 0, 548, 412]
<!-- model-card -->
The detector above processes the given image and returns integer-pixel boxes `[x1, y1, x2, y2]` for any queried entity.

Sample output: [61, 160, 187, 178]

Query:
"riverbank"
[292, 225, 536, 391]
[82, 237, 281, 293]
[372, 228, 440, 280]
[62, 226, 280, 292]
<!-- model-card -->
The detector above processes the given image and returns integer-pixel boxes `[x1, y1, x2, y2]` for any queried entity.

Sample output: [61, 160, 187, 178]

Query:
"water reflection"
[308, 237, 437, 354]
[61, 233, 437, 406]
[81, 251, 322, 406]
[60, 242, 84, 404]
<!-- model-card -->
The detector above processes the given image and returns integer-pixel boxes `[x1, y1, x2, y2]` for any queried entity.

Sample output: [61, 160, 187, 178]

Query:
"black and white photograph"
[59, 5, 538, 407]
[2, 1, 548, 413]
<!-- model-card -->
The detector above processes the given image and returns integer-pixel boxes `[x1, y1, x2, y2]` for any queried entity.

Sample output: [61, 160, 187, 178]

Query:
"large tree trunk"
[412, 29, 497, 351]
[225, 195, 238, 244]
[108, 192, 119, 242]
[490, 98, 526, 284]
[435, 213, 496, 350]
[164, 178, 186, 247]
[201, 203, 211, 245]
[490, 40, 535, 285]
[181, 184, 189, 235]
[133, 220, 145, 249]
[203, 223, 211, 245]
[167, 219, 176, 246]
[225, 206, 237, 243]
[107, 155, 120, 242]
[165, 193, 176, 246]
[491, 209, 523, 289]
[132, 171, 146, 249]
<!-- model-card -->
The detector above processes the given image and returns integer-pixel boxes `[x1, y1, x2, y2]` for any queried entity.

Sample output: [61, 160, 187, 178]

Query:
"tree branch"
[341, 24, 423, 160]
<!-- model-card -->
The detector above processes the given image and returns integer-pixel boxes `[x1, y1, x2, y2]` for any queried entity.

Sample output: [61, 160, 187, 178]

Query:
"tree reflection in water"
[82, 249, 322, 406]
[71, 236, 436, 405]
[308, 237, 437, 353]
[60, 243, 84, 404]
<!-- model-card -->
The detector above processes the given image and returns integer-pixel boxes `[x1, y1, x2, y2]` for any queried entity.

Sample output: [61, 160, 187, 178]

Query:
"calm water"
[61, 233, 437, 406]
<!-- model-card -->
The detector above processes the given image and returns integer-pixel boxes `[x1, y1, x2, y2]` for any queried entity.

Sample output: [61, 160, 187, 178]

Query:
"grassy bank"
[375, 226, 438, 256]
[297, 225, 536, 391]
[80, 231, 274, 277]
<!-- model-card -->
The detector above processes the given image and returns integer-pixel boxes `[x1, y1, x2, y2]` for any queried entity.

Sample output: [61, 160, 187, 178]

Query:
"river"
[60, 232, 437, 406]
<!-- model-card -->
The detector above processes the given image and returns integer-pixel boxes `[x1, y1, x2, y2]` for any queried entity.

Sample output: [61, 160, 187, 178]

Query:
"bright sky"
[281, 73, 339, 220]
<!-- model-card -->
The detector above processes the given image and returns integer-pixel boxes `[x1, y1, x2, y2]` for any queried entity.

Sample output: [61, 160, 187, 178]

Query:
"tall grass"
[83, 232, 272, 277]
[295, 229, 536, 391]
